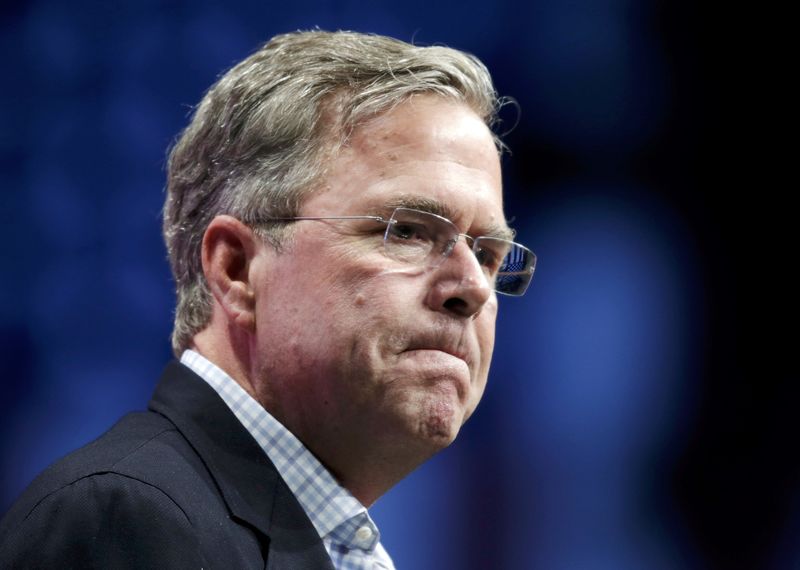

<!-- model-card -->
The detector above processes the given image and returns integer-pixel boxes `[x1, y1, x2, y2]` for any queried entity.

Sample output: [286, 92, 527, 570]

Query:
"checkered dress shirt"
[180, 350, 395, 570]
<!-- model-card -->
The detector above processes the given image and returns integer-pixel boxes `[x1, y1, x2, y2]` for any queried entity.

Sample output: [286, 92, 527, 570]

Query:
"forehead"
[310, 95, 508, 236]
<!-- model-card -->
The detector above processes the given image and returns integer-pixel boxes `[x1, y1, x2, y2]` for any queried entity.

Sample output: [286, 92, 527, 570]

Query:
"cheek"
[477, 301, 498, 351]
[341, 272, 431, 372]
[346, 261, 422, 314]
[478, 319, 496, 357]
[473, 306, 498, 382]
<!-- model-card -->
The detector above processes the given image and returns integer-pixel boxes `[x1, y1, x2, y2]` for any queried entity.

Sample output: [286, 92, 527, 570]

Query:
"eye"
[387, 221, 433, 243]
[474, 240, 513, 276]
[474, 246, 500, 272]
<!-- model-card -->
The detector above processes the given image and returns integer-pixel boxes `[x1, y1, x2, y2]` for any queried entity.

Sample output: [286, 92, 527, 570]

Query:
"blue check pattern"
[181, 350, 395, 570]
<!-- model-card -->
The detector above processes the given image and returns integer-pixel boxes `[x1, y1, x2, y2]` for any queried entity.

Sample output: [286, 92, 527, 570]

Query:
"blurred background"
[0, 1, 794, 569]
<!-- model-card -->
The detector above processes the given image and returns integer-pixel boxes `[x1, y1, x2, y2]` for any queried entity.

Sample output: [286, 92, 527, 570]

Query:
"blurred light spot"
[497, 186, 698, 569]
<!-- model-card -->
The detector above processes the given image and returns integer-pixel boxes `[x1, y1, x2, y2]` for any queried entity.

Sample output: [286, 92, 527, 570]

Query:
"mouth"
[404, 338, 472, 364]
[403, 339, 472, 367]
[413, 347, 468, 364]
[400, 347, 470, 396]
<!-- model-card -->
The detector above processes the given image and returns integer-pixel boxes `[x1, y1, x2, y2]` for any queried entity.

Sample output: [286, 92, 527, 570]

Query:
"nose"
[425, 239, 492, 319]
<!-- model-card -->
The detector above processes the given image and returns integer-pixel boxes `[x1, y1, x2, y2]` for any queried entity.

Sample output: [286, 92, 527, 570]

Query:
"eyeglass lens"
[384, 208, 535, 296]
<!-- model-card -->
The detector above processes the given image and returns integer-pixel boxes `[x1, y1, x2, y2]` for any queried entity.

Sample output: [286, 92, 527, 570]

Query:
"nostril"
[443, 297, 468, 314]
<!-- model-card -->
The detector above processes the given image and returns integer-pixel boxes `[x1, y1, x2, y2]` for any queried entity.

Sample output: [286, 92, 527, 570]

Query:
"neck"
[191, 326, 447, 507]
[282, 414, 445, 507]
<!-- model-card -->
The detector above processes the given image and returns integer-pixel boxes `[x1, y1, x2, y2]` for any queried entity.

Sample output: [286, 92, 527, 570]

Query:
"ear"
[201, 215, 260, 332]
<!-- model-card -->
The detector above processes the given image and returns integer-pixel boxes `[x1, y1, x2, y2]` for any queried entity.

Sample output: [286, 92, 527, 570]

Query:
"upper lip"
[405, 335, 472, 365]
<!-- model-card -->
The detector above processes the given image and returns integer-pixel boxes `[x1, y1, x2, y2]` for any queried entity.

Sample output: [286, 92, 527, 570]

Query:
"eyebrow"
[381, 194, 517, 241]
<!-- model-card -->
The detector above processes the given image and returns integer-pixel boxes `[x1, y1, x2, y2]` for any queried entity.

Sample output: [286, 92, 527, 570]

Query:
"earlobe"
[202, 215, 259, 333]
[224, 281, 256, 331]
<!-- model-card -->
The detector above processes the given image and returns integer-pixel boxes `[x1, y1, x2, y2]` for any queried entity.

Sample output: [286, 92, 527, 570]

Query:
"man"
[0, 30, 535, 568]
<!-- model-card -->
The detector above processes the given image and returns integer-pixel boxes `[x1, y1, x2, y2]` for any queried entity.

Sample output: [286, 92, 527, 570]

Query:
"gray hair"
[163, 30, 504, 356]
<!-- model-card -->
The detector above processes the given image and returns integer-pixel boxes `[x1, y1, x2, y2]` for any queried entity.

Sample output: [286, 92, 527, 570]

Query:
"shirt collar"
[180, 349, 381, 551]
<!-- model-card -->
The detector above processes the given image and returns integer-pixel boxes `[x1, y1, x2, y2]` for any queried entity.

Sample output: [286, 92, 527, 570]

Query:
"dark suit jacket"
[0, 361, 335, 569]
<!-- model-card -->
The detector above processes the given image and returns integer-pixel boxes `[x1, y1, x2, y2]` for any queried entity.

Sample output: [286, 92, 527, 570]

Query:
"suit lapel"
[148, 361, 334, 569]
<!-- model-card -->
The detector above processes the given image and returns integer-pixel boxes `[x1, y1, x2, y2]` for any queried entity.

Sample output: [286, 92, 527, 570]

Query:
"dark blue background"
[1, 1, 794, 568]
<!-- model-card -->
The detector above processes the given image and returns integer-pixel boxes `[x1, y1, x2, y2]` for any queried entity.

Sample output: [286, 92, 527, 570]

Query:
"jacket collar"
[148, 361, 334, 569]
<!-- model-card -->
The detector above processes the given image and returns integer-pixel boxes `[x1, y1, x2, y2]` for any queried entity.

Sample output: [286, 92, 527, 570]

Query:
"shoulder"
[0, 411, 219, 568]
[0, 470, 206, 568]
[4, 411, 199, 515]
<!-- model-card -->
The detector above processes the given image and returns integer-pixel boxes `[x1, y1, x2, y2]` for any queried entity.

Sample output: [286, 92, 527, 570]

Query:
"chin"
[416, 398, 463, 447]
[420, 420, 460, 448]
[390, 378, 473, 450]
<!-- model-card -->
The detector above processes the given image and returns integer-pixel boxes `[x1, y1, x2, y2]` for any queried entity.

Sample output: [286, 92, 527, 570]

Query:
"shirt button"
[355, 525, 373, 542]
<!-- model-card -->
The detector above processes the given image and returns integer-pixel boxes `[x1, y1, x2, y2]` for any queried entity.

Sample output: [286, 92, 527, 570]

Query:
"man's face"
[250, 95, 506, 466]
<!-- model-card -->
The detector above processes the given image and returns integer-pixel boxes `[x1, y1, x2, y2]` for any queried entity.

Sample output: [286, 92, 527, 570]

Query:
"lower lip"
[400, 349, 471, 392]
[403, 348, 468, 365]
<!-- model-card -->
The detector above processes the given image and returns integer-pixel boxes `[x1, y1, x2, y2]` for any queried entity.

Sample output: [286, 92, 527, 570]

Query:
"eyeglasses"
[258, 207, 536, 296]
